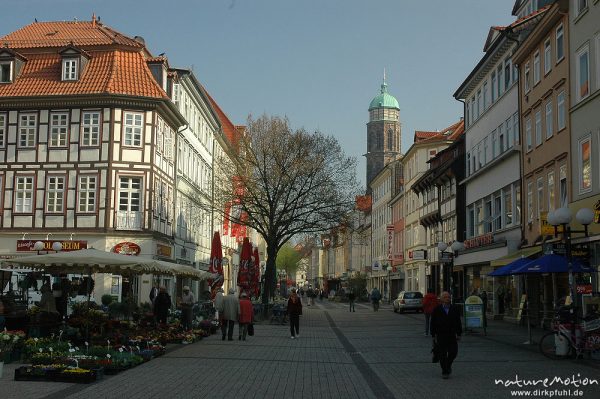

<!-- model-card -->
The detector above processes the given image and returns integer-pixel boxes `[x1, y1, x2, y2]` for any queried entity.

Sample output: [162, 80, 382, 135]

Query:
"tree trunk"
[262, 241, 279, 312]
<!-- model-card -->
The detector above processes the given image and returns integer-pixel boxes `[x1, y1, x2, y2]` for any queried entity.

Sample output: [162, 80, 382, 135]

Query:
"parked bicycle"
[539, 306, 600, 361]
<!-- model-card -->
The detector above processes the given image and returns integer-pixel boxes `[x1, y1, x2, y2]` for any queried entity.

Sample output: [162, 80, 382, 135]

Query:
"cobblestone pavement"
[2, 299, 600, 399]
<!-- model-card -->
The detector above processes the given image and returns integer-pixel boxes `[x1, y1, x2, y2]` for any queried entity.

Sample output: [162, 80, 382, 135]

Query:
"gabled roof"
[1, 20, 144, 49]
[414, 119, 464, 143]
[204, 88, 241, 150]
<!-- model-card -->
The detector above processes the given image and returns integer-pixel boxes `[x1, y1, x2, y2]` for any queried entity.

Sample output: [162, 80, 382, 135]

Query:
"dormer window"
[0, 61, 12, 83]
[62, 58, 78, 80]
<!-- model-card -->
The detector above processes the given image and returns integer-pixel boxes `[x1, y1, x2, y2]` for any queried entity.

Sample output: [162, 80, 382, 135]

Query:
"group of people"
[214, 288, 254, 341]
[150, 284, 195, 330]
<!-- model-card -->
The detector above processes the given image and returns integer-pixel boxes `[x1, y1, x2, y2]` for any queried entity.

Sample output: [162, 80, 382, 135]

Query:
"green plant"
[101, 295, 114, 307]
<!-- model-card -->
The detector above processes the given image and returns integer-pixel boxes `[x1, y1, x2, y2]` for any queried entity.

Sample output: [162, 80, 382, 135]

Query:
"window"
[579, 136, 592, 192]
[62, 59, 78, 81]
[118, 177, 142, 212]
[468, 206, 475, 237]
[576, 46, 590, 101]
[533, 51, 540, 85]
[466, 152, 471, 176]
[557, 91, 566, 130]
[536, 177, 544, 219]
[535, 110, 542, 147]
[556, 24, 564, 62]
[46, 176, 65, 213]
[545, 101, 553, 139]
[81, 111, 100, 146]
[497, 65, 503, 97]
[498, 123, 505, 154]
[525, 117, 532, 151]
[483, 81, 488, 110]
[0, 61, 12, 83]
[484, 199, 493, 233]
[513, 113, 520, 145]
[470, 97, 475, 122]
[123, 112, 143, 147]
[524, 63, 530, 93]
[577, 0, 588, 15]
[476, 203, 483, 235]
[387, 128, 393, 151]
[515, 184, 521, 222]
[477, 89, 482, 118]
[544, 40, 552, 75]
[504, 58, 512, 90]
[527, 182, 533, 223]
[0, 113, 6, 147]
[78, 175, 97, 213]
[506, 118, 513, 149]
[491, 71, 496, 102]
[18, 113, 37, 148]
[49, 113, 68, 147]
[494, 195, 502, 231]
[492, 130, 497, 159]
[504, 186, 513, 226]
[559, 165, 567, 207]
[547, 171, 555, 211]
[14, 176, 34, 213]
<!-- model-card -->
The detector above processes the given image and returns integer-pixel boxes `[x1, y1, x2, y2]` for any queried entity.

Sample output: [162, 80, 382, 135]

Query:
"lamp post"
[437, 240, 464, 303]
[547, 206, 594, 315]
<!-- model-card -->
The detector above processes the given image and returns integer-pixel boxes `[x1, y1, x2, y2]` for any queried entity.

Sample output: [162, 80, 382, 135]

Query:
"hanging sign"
[113, 242, 141, 256]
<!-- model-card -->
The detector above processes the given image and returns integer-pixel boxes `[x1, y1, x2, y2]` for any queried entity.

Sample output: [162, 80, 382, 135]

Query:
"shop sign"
[394, 253, 404, 262]
[113, 242, 141, 256]
[577, 284, 593, 294]
[464, 295, 484, 328]
[540, 212, 564, 235]
[551, 243, 590, 258]
[440, 252, 453, 263]
[17, 240, 88, 252]
[595, 200, 600, 224]
[464, 233, 493, 249]
[156, 244, 172, 258]
[412, 250, 427, 260]
[387, 225, 394, 261]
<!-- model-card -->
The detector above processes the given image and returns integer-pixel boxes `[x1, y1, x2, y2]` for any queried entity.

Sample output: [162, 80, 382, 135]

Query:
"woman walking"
[287, 289, 303, 339]
[238, 292, 253, 340]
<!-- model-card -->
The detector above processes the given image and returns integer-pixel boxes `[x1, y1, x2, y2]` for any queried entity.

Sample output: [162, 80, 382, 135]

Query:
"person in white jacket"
[221, 288, 240, 341]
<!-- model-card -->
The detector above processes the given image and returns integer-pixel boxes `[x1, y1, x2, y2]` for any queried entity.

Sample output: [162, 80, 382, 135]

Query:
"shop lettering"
[464, 233, 493, 249]
[16, 240, 88, 252]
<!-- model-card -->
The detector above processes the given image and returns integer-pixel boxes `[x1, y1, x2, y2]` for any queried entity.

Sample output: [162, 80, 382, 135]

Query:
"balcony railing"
[116, 211, 143, 230]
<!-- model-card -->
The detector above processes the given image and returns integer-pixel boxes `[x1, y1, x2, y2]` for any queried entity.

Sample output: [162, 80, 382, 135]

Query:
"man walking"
[371, 287, 381, 311]
[222, 288, 240, 341]
[348, 289, 356, 312]
[430, 291, 462, 379]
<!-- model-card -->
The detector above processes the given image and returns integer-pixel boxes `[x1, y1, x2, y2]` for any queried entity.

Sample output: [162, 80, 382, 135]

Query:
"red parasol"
[209, 232, 224, 299]
[251, 247, 260, 298]
[237, 237, 253, 291]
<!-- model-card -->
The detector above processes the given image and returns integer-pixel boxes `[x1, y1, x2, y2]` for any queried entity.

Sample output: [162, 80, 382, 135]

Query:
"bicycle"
[539, 310, 600, 360]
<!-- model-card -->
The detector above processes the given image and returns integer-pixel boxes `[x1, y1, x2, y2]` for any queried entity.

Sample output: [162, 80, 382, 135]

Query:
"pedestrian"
[496, 283, 506, 314]
[180, 286, 194, 331]
[306, 287, 314, 306]
[154, 286, 172, 325]
[214, 287, 225, 337]
[149, 282, 159, 304]
[422, 289, 439, 336]
[370, 287, 381, 311]
[430, 291, 462, 379]
[238, 292, 253, 341]
[319, 289, 324, 301]
[287, 288, 302, 339]
[348, 289, 356, 312]
[222, 288, 240, 341]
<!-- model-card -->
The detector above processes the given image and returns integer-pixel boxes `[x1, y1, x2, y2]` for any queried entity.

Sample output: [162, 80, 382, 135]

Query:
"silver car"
[393, 291, 423, 313]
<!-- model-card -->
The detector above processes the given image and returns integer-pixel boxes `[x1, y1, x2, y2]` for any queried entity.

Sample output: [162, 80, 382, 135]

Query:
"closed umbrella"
[208, 232, 224, 299]
[237, 237, 252, 291]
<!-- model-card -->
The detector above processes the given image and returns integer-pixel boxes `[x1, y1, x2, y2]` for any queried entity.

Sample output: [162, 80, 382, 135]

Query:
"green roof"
[369, 81, 399, 110]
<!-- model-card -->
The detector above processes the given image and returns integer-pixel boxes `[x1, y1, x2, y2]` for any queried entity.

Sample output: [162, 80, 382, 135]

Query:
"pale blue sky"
[3, 0, 516, 187]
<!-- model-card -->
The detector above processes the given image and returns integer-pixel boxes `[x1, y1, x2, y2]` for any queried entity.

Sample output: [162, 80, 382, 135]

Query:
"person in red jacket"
[422, 289, 439, 336]
[238, 292, 253, 341]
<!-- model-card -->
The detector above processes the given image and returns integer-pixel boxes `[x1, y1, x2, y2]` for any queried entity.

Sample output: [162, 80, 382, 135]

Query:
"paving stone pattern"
[2, 299, 600, 398]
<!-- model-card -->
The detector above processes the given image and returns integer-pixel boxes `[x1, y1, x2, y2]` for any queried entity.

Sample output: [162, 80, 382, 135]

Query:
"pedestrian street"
[2, 300, 600, 399]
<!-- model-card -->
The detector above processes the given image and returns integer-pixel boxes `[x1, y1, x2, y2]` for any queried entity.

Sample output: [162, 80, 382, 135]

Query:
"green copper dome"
[369, 80, 399, 111]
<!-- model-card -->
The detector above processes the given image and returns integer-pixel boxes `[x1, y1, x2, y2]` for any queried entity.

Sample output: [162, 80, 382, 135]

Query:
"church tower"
[365, 73, 401, 187]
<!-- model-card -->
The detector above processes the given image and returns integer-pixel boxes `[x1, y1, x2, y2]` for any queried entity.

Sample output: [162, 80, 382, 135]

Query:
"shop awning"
[490, 246, 542, 267]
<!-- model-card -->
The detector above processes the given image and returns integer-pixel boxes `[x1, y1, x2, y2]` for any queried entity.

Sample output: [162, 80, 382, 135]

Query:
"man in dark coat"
[430, 291, 462, 379]
[154, 286, 172, 325]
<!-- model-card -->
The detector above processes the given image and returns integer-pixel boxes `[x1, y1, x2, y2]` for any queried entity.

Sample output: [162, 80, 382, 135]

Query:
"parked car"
[393, 291, 423, 313]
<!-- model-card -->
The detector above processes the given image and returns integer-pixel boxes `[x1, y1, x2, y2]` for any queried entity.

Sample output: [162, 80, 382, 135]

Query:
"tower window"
[387, 129, 393, 151]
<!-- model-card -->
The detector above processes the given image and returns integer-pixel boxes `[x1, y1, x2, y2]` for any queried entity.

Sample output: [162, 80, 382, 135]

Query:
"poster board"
[516, 294, 527, 322]
[464, 295, 484, 328]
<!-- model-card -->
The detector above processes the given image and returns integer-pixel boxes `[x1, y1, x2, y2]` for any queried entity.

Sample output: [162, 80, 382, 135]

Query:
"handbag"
[248, 323, 254, 336]
[431, 339, 440, 363]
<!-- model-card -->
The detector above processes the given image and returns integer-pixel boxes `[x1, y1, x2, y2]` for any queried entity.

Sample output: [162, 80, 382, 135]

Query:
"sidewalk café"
[0, 248, 219, 382]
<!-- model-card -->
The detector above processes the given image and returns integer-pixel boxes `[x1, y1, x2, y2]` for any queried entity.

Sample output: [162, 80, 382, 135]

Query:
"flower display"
[0, 329, 26, 355]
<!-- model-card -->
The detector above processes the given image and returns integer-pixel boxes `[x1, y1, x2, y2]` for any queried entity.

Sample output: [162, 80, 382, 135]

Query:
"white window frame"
[536, 177, 544, 220]
[548, 171, 555, 211]
[556, 24, 564, 63]
[535, 110, 542, 147]
[533, 51, 541, 85]
[576, 45, 590, 102]
[46, 175, 65, 213]
[118, 176, 143, 212]
[491, 71, 496, 102]
[557, 91, 566, 130]
[483, 81, 488, 110]
[506, 118, 514, 149]
[545, 101, 553, 139]
[0, 61, 13, 83]
[579, 135, 592, 193]
[62, 58, 78, 81]
[504, 57, 512, 90]
[559, 165, 567, 207]
[0, 113, 6, 147]
[49, 112, 68, 147]
[18, 113, 37, 148]
[576, 0, 588, 16]
[14, 176, 34, 213]
[123, 112, 143, 147]
[81, 111, 100, 146]
[77, 175, 97, 213]
[524, 62, 531, 93]
[544, 39, 552, 75]
[525, 117, 532, 152]
[527, 182, 533, 223]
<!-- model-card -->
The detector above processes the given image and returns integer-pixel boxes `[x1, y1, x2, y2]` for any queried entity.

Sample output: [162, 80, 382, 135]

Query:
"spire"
[381, 68, 388, 94]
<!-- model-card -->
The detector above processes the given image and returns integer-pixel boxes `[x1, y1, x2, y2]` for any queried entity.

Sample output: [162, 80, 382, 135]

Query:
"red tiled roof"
[1, 20, 143, 49]
[0, 50, 167, 98]
[414, 119, 464, 143]
[204, 89, 240, 150]
[355, 195, 372, 212]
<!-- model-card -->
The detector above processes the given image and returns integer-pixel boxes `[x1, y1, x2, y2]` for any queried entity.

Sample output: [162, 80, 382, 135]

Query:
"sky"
[2, 0, 517, 188]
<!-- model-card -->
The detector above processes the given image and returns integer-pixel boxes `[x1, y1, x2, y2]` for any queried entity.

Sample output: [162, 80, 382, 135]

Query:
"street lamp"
[547, 206, 594, 315]
[437, 240, 464, 303]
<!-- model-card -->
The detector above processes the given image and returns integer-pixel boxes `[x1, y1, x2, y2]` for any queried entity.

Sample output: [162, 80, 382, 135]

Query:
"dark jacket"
[430, 304, 462, 339]
[154, 292, 172, 313]
[287, 296, 303, 316]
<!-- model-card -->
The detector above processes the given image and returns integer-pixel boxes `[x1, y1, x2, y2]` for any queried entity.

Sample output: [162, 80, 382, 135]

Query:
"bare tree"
[213, 114, 360, 305]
